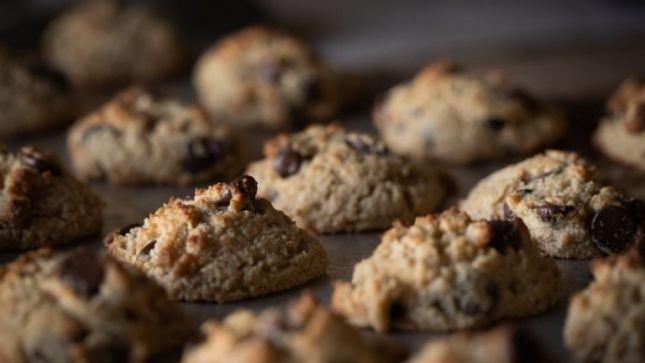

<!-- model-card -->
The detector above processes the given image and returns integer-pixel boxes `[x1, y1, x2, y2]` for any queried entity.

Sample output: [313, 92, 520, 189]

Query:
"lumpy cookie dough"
[42, 0, 184, 89]
[331, 208, 561, 332]
[408, 325, 554, 363]
[182, 293, 404, 363]
[193, 26, 359, 129]
[460, 150, 645, 259]
[564, 245, 645, 363]
[594, 77, 645, 170]
[105, 175, 328, 302]
[0, 145, 102, 250]
[246, 124, 447, 233]
[0, 48, 74, 138]
[0, 248, 193, 363]
[67, 87, 242, 186]
[374, 61, 566, 164]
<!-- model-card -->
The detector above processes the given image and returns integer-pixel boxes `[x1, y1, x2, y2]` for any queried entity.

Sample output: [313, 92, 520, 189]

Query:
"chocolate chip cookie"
[0, 247, 193, 363]
[564, 245, 645, 363]
[0, 47, 73, 138]
[193, 26, 358, 129]
[0, 145, 102, 250]
[67, 87, 242, 186]
[331, 208, 561, 332]
[42, 0, 184, 89]
[594, 77, 645, 170]
[246, 124, 447, 233]
[105, 175, 328, 302]
[409, 326, 554, 363]
[374, 61, 566, 164]
[182, 293, 403, 363]
[460, 150, 645, 259]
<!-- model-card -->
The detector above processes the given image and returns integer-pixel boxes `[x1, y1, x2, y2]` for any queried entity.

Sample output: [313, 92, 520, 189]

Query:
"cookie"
[0, 145, 102, 250]
[409, 325, 553, 363]
[193, 26, 358, 129]
[331, 208, 561, 332]
[0, 247, 193, 363]
[246, 124, 447, 233]
[564, 245, 645, 363]
[182, 293, 404, 363]
[0, 48, 73, 138]
[105, 175, 328, 302]
[42, 0, 184, 89]
[460, 150, 645, 259]
[594, 77, 645, 170]
[67, 87, 242, 186]
[374, 61, 566, 164]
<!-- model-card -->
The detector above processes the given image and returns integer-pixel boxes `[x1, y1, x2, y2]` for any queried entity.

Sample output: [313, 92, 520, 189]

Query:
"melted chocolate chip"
[215, 188, 233, 206]
[273, 147, 303, 177]
[59, 249, 105, 297]
[230, 175, 258, 200]
[389, 301, 407, 320]
[137, 240, 157, 260]
[485, 117, 507, 131]
[535, 204, 575, 224]
[516, 188, 534, 196]
[118, 223, 141, 236]
[590, 206, 637, 254]
[19, 152, 62, 176]
[488, 220, 523, 253]
[182, 138, 231, 173]
[346, 137, 388, 155]
[625, 198, 645, 224]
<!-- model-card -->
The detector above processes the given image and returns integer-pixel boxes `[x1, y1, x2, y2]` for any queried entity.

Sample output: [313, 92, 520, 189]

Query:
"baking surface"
[2, 1, 645, 360]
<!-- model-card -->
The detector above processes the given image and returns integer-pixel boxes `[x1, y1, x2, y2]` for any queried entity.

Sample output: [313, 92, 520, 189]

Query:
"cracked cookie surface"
[182, 293, 403, 363]
[68, 87, 242, 186]
[42, 0, 184, 89]
[0, 248, 193, 363]
[374, 61, 566, 164]
[0, 145, 102, 250]
[105, 175, 328, 302]
[331, 208, 561, 332]
[246, 124, 447, 233]
[460, 150, 645, 259]
[193, 26, 358, 129]
[564, 245, 645, 363]
[0, 48, 73, 138]
[594, 77, 645, 170]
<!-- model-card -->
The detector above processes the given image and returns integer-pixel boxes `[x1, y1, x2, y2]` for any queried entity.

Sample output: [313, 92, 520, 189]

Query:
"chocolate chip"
[19, 151, 62, 176]
[230, 175, 258, 200]
[137, 240, 156, 260]
[273, 147, 302, 177]
[346, 137, 388, 155]
[590, 206, 637, 254]
[510, 329, 544, 363]
[118, 223, 141, 236]
[302, 77, 322, 103]
[516, 188, 534, 196]
[59, 249, 105, 297]
[488, 220, 523, 253]
[25, 61, 70, 91]
[182, 138, 230, 173]
[388, 301, 407, 320]
[215, 188, 233, 206]
[625, 198, 645, 224]
[535, 204, 575, 224]
[485, 117, 507, 131]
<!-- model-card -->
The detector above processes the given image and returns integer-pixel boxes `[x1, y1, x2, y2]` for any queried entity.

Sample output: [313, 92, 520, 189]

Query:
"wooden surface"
[2, 1, 645, 361]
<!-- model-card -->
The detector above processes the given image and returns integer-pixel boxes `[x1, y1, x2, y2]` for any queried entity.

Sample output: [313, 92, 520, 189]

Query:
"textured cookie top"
[246, 124, 447, 232]
[0, 49, 73, 137]
[409, 326, 552, 363]
[605, 77, 645, 133]
[0, 145, 102, 249]
[67, 87, 241, 185]
[182, 294, 401, 363]
[193, 26, 351, 129]
[105, 175, 328, 302]
[461, 150, 645, 258]
[332, 208, 561, 331]
[43, 0, 184, 89]
[374, 61, 565, 163]
[0, 248, 192, 363]
[564, 245, 645, 363]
